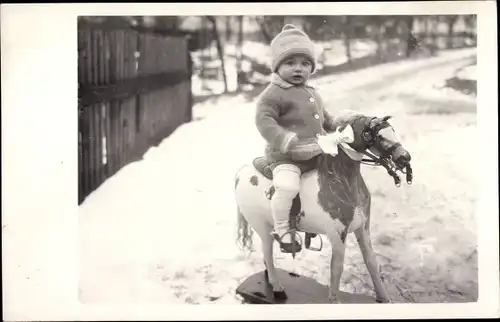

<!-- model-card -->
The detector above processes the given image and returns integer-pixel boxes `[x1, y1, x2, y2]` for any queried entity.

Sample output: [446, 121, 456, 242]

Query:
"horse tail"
[234, 164, 254, 252]
[236, 205, 254, 252]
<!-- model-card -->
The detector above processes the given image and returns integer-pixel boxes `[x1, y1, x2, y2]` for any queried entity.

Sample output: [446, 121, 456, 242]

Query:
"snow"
[79, 47, 478, 305]
[456, 63, 476, 81]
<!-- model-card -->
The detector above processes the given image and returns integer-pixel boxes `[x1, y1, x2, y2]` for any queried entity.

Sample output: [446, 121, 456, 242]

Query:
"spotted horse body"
[235, 113, 413, 303]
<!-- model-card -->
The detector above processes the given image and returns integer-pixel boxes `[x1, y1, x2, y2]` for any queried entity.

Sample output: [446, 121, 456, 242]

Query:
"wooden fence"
[78, 19, 193, 204]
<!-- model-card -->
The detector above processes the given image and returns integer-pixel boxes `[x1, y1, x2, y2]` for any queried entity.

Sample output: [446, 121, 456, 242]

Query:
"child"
[255, 24, 350, 253]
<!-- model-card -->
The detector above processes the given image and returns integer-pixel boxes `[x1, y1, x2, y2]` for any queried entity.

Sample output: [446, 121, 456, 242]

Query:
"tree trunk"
[200, 17, 208, 88]
[430, 17, 437, 55]
[236, 16, 244, 89]
[467, 15, 477, 46]
[256, 16, 273, 43]
[447, 16, 458, 49]
[405, 16, 416, 57]
[226, 16, 232, 43]
[373, 17, 384, 62]
[342, 16, 352, 68]
[208, 16, 228, 93]
[424, 16, 435, 54]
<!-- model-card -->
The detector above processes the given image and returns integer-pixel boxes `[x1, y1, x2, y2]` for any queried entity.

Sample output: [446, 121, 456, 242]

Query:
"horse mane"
[331, 112, 367, 132]
[317, 113, 371, 176]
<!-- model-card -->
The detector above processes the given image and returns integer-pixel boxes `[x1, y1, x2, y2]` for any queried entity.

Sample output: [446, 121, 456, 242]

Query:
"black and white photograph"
[2, 2, 499, 321]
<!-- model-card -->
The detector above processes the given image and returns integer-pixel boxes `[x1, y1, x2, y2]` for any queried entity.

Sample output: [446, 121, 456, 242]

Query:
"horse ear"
[369, 117, 379, 127]
[382, 115, 392, 122]
[337, 124, 347, 132]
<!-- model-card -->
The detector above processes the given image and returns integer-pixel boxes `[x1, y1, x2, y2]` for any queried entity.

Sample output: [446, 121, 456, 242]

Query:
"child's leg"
[271, 164, 301, 250]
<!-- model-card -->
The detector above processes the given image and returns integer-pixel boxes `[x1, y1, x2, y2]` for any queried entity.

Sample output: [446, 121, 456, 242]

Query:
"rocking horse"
[234, 113, 413, 304]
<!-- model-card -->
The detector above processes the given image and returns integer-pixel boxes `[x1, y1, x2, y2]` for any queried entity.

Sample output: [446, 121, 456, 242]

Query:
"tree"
[225, 16, 232, 43]
[207, 16, 228, 93]
[255, 16, 272, 43]
[444, 15, 459, 49]
[404, 16, 418, 57]
[463, 15, 477, 46]
[342, 16, 353, 67]
[428, 16, 438, 55]
[236, 16, 245, 89]
[368, 16, 386, 62]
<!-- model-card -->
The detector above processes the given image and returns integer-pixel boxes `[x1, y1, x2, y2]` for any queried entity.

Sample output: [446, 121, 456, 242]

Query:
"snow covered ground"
[456, 63, 476, 81]
[79, 47, 478, 304]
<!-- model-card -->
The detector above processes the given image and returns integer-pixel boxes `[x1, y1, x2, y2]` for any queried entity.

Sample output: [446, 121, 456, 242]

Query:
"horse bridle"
[359, 118, 413, 187]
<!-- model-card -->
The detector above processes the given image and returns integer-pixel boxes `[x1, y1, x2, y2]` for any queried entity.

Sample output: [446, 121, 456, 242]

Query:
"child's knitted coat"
[255, 73, 337, 170]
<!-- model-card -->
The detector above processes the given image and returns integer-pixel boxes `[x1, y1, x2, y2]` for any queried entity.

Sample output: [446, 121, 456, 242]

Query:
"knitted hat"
[270, 24, 316, 73]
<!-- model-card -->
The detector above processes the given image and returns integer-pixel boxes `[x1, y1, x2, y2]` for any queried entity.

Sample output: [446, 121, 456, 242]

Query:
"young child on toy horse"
[255, 24, 354, 253]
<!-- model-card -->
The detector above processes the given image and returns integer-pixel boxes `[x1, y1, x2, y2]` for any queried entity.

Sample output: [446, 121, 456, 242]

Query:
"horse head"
[326, 113, 413, 185]
[349, 115, 411, 169]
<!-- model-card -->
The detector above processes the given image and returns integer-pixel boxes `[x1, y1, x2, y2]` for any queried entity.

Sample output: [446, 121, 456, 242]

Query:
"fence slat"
[108, 30, 117, 177]
[129, 31, 137, 158]
[115, 30, 121, 170]
[89, 30, 96, 193]
[86, 30, 96, 195]
[93, 30, 103, 190]
[118, 30, 125, 169]
[122, 30, 128, 164]
[103, 30, 111, 177]
[78, 30, 85, 203]
[127, 30, 135, 160]
[97, 30, 106, 182]
[136, 33, 146, 154]
[116, 30, 123, 171]
[81, 30, 90, 199]
[97, 30, 105, 185]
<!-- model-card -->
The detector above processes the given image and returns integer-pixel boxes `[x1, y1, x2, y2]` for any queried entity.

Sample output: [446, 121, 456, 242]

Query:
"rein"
[360, 149, 413, 187]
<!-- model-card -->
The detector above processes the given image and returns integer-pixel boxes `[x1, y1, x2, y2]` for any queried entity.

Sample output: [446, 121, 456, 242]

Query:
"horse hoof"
[273, 289, 287, 301]
[376, 298, 391, 303]
[328, 297, 341, 304]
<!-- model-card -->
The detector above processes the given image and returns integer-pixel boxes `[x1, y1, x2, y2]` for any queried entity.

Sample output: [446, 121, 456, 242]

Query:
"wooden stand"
[236, 268, 377, 304]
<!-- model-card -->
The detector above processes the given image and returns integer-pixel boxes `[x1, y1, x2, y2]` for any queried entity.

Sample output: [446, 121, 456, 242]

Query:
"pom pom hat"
[270, 24, 316, 73]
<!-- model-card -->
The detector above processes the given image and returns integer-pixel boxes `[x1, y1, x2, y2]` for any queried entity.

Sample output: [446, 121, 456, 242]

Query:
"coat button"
[316, 133, 321, 138]
[314, 114, 320, 119]
[309, 97, 315, 103]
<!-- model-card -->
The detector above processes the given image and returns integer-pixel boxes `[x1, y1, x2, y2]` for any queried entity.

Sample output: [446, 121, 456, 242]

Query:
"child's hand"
[317, 125, 355, 156]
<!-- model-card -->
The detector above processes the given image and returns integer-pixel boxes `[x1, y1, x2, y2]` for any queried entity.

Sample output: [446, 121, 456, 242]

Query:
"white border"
[1, 1, 498, 320]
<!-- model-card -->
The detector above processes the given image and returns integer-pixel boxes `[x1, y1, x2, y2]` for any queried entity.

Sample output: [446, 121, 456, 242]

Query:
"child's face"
[277, 55, 313, 85]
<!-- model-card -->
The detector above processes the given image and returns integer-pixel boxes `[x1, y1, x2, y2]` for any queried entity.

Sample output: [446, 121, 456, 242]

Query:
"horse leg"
[354, 226, 391, 303]
[261, 232, 286, 297]
[242, 209, 285, 297]
[328, 233, 346, 303]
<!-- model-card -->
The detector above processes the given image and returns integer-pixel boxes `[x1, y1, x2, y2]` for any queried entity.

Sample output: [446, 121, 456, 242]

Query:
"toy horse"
[235, 113, 413, 303]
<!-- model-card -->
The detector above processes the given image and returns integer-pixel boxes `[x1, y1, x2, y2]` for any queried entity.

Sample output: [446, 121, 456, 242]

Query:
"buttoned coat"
[255, 73, 337, 172]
